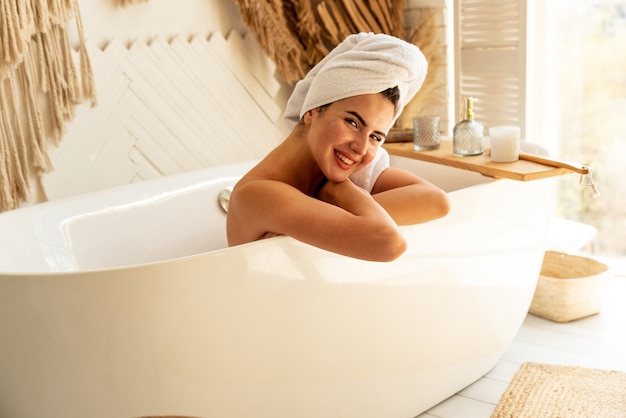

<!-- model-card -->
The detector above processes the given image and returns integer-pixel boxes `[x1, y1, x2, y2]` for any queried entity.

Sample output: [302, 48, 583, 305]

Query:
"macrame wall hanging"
[0, 0, 96, 212]
[232, 0, 407, 84]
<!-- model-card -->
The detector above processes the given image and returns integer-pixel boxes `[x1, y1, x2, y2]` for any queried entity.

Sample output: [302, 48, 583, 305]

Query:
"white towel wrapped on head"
[283, 32, 428, 131]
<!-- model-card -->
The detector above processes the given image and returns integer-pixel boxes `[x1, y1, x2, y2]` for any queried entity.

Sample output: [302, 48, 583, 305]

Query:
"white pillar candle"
[489, 126, 520, 163]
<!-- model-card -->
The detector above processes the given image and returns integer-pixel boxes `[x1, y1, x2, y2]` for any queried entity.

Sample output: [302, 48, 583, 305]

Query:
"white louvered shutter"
[454, 0, 527, 137]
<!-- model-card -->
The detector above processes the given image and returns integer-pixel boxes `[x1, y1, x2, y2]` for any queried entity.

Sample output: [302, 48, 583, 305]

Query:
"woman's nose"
[350, 135, 368, 155]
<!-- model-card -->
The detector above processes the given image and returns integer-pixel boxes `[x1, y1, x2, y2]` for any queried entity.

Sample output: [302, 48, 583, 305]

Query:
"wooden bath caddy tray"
[384, 139, 586, 182]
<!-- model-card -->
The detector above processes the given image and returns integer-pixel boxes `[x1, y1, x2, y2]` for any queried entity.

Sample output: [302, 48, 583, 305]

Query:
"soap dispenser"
[453, 97, 484, 156]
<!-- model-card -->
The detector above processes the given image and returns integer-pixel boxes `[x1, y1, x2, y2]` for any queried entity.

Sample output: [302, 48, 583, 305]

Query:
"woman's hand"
[316, 177, 364, 206]
[317, 178, 375, 212]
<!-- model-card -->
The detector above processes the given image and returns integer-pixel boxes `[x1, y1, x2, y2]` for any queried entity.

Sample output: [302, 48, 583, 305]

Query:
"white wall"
[39, 0, 289, 202]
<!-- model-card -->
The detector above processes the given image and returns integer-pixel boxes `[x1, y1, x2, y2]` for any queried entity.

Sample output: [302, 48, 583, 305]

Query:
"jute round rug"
[492, 362, 626, 417]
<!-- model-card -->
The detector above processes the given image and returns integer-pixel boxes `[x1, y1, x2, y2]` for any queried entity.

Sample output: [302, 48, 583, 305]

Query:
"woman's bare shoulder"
[226, 175, 307, 245]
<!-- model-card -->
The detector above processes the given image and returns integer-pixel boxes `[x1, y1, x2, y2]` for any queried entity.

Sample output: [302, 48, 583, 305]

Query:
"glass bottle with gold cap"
[453, 97, 484, 156]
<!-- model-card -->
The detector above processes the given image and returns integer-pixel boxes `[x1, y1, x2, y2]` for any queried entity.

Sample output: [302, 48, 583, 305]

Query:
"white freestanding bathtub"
[0, 155, 554, 418]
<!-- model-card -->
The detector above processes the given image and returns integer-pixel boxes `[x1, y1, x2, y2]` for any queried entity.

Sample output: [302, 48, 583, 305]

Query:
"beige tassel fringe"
[396, 8, 448, 129]
[232, 0, 406, 83]
[0, 0, 96, 212]
[117, 0, 149, 7]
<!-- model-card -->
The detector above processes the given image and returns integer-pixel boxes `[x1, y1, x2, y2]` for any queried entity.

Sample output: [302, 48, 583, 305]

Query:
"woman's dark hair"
[381, 86, 400, 108]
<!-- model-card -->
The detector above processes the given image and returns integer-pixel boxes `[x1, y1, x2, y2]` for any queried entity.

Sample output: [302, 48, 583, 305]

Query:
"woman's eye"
[371, 135, 383, 143]
[345, 118, 358, 128]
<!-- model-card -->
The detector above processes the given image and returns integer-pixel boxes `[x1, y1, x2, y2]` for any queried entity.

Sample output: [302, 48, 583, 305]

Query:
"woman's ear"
[302, 109, 315, 125]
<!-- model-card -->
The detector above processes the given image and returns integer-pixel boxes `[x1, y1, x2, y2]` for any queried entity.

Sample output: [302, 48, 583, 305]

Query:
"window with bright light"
[530, 0, 626, 256]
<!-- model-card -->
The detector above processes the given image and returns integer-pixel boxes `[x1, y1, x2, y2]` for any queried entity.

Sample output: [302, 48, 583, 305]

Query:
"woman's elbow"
[388, 235, 408, 261]
[372, 230, 407, 262]
[433, 189, 451, 219]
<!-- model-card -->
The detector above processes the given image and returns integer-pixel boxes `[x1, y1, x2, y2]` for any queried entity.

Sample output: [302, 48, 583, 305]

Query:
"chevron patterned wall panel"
[42, 31, 289, 201]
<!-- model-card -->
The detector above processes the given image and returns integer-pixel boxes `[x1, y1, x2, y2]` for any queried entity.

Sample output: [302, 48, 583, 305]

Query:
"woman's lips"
[334, 150, 355, 166]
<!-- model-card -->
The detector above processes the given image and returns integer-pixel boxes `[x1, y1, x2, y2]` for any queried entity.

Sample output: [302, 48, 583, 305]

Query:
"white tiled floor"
[417, 254, 626, 418]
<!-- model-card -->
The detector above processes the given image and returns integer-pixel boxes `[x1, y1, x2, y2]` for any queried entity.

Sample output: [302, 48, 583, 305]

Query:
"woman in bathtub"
[227, 33, 450, 262]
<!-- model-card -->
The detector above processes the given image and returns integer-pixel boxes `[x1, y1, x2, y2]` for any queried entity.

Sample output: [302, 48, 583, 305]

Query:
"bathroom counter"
[384, 140, 581, 182]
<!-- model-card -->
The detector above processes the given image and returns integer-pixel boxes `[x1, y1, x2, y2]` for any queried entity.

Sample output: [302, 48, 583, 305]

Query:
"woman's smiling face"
[303, 93, 396, 183]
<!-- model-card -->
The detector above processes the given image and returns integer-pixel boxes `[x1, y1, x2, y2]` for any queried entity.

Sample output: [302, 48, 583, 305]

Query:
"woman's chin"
[326, 167, 353, 182]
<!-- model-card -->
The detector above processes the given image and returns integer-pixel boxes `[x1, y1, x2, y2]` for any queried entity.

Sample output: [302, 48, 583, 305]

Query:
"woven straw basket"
[529, 251, 610, 323]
